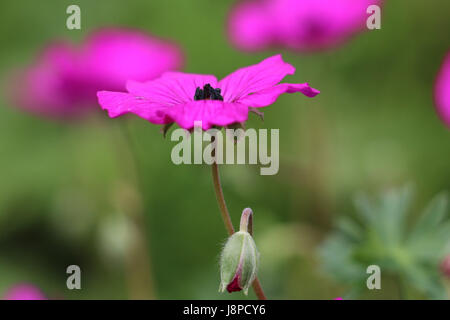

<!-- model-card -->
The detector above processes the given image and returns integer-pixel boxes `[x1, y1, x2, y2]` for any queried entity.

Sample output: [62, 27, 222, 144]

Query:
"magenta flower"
[10, 28, 183, 119]
[3, 284, 46, 300]
[97, 54, 319, 130]
[434, 52, 450, 128]
[228, 0, 382, 52]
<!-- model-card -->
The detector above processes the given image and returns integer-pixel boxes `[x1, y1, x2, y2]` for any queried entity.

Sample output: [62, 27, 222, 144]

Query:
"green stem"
[211, 161, 235, 235]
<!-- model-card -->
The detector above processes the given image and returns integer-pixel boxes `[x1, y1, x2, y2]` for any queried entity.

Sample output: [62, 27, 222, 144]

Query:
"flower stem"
[239, 208, 253, 234]
[211, 162, 235, 235]
[252, 278, 267, 300]
[211, 161, 267, 300]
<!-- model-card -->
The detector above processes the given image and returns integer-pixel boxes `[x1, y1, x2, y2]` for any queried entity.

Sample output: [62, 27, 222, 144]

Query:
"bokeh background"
[0, 0, 449, 299]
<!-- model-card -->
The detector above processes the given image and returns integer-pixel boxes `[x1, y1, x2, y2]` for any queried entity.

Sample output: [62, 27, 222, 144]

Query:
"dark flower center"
[194, 83, 223, 101]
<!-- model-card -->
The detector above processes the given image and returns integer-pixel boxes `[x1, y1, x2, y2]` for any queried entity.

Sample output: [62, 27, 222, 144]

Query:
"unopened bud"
[219, 208, 259, 295]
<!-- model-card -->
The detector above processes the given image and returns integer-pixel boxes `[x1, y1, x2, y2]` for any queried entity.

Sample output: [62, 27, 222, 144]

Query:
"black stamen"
[194, 87, 203, 100]
[194, 83, 224, 101]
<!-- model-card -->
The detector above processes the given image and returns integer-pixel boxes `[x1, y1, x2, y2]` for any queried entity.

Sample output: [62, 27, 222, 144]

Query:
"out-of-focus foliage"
[320, 187, 450, 299]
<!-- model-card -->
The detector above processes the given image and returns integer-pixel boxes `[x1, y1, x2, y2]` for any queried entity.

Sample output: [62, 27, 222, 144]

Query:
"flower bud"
[219, 208, 259, 295]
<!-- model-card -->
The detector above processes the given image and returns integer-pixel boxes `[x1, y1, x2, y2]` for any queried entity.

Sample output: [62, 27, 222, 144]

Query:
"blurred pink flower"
[3, 284, 46, 300]
[98, 54, 319, 130]
[228, 0, 382, 52]
[434, 52, 450, 128]
[10, 29, 183, 119]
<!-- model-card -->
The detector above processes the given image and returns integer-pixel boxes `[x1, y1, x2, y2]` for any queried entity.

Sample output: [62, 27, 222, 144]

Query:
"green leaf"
[409, 192, 448, 241]
[337, 217, 363, 241]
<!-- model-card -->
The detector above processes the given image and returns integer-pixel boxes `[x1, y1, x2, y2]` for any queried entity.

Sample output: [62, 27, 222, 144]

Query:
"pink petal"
[270, 0, 379, 51]
[3, 284, 46, 300]
[9, 42, 88, 118]
[238, 83, 320, 107]
[228, 0, 382, 52]
[9, 28, 183, 120]
[96, 55, 319, 129]
[81, 29, 183, 91]
[165, 100, 249, 130]
[219, 55, 295, 102]
[226, 274, 243, 293]
[97, 91, 170, 124]
[434, 52, 450, 128]
[127, 72, 218, 104]
[228, 0, 273, 51]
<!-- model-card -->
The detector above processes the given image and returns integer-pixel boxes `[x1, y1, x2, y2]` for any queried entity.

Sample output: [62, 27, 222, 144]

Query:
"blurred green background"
[0, 0, 449, 299]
